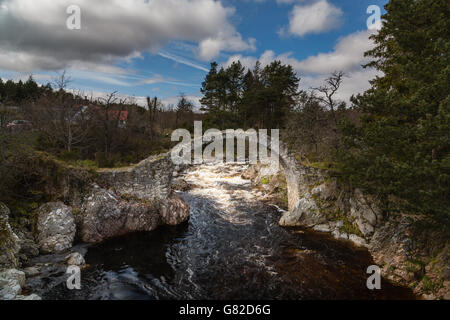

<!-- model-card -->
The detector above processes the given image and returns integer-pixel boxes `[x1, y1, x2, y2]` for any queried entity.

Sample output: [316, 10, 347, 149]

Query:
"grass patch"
[422, 275, 443, 294]
[261, 176, 271, 185]
[328, 208, 364, 237]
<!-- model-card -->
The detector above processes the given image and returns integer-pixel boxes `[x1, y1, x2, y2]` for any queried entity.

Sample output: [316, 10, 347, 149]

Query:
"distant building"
[73, 104, 129, 128]
[99, 109, 129, 128]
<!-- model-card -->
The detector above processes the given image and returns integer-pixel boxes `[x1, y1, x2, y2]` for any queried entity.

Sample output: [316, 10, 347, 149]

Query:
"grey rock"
[311, 179, 338, 201]
[160, 193, 190, 226]
[348, 189, 381, 237]
[0, 269, 25, 287]
[172, 178, 192, 192]
[97, 154, 173, 203]
[313, 224, 332, 233]
[35, 202, 76, 254]
[335, 220, 344, 228]
[65, 252, 85, 266]
[14, 229, 39, 263]
[0, 280, 21, 300]
[0, 203, 20, 270]
[0, 269, 25, 300]
[349, 234, 368, 247]
[332, 229, 349, 240]
[280, 194, 325, 227]
[23, 266, 41, 277]
[80, 187, 160, 243]
[355, 219, 375, 238]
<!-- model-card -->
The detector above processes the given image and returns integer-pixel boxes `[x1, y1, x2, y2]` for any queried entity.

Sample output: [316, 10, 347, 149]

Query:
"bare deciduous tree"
[33, 72, 93, 152]
[312, 71, 346, 147]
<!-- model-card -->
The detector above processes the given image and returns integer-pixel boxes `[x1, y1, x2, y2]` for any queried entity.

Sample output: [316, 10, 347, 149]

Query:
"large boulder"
[0, 203, 20, 270]
[34, 202, 76, 254]
[80, 186, 160, 243]
[80, 186, 190, 243]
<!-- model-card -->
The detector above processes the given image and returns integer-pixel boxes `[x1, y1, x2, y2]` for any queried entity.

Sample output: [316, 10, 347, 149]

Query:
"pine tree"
[338, 0, 450, 225]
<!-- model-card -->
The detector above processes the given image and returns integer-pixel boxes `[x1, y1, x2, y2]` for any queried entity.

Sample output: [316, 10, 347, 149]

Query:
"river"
[25, 163, 416, 300]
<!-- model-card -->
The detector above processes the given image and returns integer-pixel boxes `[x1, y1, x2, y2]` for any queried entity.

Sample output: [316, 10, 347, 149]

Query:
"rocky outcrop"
[369, 216, 449, 299]
[277, 177, 381, 247]
[0, 203, 20, 270]
[249, 161, 449, 299]
[34, 202, 76, 254]
[79, 153, 190, 243]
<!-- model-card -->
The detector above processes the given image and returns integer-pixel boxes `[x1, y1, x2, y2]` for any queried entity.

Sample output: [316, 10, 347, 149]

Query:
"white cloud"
[281, 30, 376, 74]
[283, 0, 343, 37]
[0, 0, 255, 72]
[198, 34, 256, 61]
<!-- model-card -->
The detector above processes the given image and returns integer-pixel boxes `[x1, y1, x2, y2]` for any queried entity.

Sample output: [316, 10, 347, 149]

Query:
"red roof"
[96, 108, 129, 121]
[105, 110, 128, 121]
[76, 105, 129, 121]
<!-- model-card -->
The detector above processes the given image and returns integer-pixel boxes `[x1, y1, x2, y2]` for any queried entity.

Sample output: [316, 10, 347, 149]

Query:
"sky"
[0, 0, 387, 107]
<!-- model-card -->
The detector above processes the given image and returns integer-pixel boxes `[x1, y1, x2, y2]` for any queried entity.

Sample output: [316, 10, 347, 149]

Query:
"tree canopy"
[200, 60, 300, 129]
[338, 0, 450, 225]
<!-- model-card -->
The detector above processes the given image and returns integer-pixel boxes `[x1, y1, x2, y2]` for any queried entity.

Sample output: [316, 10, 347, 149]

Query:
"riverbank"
[244, 162, 449, 300]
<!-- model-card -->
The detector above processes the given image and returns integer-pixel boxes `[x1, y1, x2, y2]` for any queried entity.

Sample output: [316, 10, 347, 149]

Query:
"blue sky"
[0, 0, 387, 107]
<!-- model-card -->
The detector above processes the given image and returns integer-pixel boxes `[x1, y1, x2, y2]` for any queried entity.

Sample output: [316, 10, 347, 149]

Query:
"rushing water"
[25, 163, 416, 300]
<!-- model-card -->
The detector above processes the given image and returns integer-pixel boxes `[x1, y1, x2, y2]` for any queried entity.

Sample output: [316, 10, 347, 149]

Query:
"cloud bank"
[0, 0, 255, 72]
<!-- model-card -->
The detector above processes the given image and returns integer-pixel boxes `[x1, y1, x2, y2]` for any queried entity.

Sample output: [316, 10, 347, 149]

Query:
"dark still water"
[25, 164, 416, 300]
